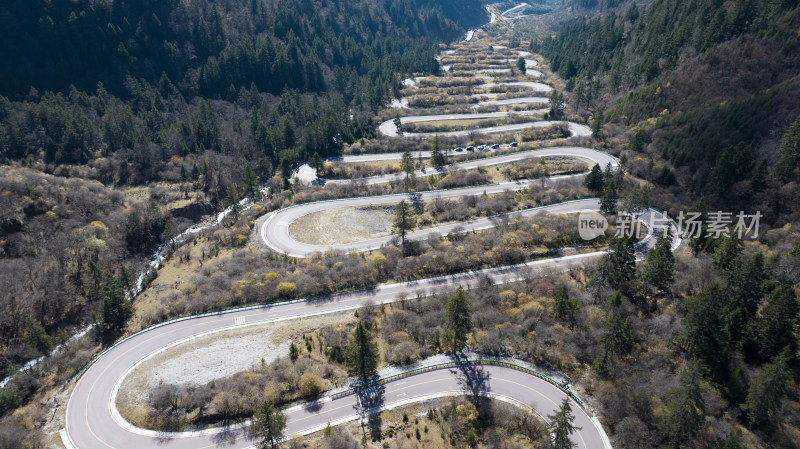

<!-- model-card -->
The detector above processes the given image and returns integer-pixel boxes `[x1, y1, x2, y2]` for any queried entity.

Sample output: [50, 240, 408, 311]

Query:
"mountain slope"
[540, 0, 800, 221]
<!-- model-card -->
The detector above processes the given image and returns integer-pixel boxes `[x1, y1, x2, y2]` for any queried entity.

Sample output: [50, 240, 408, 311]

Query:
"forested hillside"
[0, 0, 484, 409]
[0, 0, 486, 169]
[531, 1, 800, 447]
[540, 0, 800, 223]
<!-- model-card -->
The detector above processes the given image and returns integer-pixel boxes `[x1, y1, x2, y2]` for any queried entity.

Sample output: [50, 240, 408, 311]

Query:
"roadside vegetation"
[2, 1, 800, 448]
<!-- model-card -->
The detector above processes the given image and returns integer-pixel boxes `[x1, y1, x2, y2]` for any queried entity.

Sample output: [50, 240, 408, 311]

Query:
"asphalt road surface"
[65, 239, 639, 449]
[295, 145, 617, 185]
[379, 114, 591, 139]
[64, 14, 671, 447]
[65, 169, 675, 449]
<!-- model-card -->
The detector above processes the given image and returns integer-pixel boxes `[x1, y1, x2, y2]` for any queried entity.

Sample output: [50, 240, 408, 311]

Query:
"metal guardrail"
[331, 359, 584, 408]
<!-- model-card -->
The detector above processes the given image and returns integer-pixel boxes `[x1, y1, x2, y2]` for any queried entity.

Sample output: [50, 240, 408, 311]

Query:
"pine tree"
[549, 90, 565, 119]
[392, 200, 413, 248]
[250, 400, 286, 449]
[584, 164, 605, 191]
[309, 152, 323, 171]
[24, 316, 54, 355]
[401, 149, 415, 190]
[621, 185, 648, 216]
[599, 182, 617, 214]
[591, 112, 604, 137]
[553, 285, 580, 325]
[242, 164, 260, 200]
[641, 234, 675, 293]
[442, 286, 473, 353]
[549, 398, 580, 449]
[680, 283, 730, 382]
[595, 238, 635, 287]
[101, 272, 130, 331]
[724, 253, 764, 344]
[344, 321, 379, 380]
[596, 311, 633, 372]
[743, 351, 791, 429]
[516, 56, 527, 74]
[607, 290, 623, 309]
[629, 128, 646, 153]
[658, 365, 706, 448]
[712, 236, 742, 272]
[742, 285, 799, 364]
[431, 136, 446, 167]
[687, 199, 710, 253]
[225, 186, 241, 222]
[117, 264, 134, 295]
[774, 115, 800, 181]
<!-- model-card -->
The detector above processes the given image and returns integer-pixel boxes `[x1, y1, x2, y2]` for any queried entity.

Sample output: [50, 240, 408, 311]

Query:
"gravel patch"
[289, 205, 394, 245]
[117, 325, 290, 423]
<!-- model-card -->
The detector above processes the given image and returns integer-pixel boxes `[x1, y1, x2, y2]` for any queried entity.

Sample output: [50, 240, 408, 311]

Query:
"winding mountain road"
[64, 199, 675, 449]
[64, 10, 671, 449]
[295, 145, 615, 186]
[64, 246, 641, 449]
[379, 114, 590, 138]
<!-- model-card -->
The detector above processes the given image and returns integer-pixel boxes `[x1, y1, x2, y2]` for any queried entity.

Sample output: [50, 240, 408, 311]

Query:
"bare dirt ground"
[116, 313, 355, 426]
[289, 205, 395, 245]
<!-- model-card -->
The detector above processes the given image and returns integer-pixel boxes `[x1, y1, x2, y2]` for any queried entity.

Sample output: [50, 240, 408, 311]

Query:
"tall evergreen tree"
[584, 164, 605, 191]
[442, 286, 473, 353]
[101, 272, 130, 331]
[743, 351, 792, 429]
[742, 285, 799, 364]
[431, 136, 446, 167]
[641, 234, 675, 293]
[596, 311, 634, 372]
[680, 283, 730, 382]
[516, 56, 527, 74]
[401, 149, 415, 190]
[23, 316, 53, 355]
[629, 128, 646, 152]
[658, 365, 706, 448]
[549, 90, 565, 119]
[595, 238, 636, 287]
[725, 253, 764, 345]
[591, 112, 604, 137]
[392, 200, 414, 248]
[344, 321, 379, 380]
[549, 398, 580, 449]
[599, 182, 617, 214]
[250, 400, 286, 449]
[242, 164, 260, 200]
[686, 199, 711, 253]
[774, 115, 800, 181]
[309, 152, 323, 171]
[553, 285, 580, 325]
[712, 236, 742, 273]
